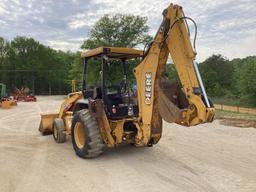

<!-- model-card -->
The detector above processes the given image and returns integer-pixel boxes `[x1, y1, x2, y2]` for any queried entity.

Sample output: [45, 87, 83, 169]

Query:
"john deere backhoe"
[39, 3, 214, 158]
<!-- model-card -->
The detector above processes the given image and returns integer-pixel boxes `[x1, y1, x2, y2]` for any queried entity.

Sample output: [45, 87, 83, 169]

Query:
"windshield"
[105, 59, 139, 94]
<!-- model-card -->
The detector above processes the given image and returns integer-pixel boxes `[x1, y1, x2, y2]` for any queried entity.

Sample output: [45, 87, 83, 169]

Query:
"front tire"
[71, 109, 104, 158]
[53, 118, 66, 143]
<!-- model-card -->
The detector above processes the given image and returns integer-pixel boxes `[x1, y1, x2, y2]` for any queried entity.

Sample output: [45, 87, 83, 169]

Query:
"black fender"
[73, 99, 89, 113]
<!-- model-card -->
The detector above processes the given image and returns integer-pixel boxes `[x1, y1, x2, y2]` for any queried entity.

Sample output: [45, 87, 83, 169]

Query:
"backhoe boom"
[134, 3, 214, 144]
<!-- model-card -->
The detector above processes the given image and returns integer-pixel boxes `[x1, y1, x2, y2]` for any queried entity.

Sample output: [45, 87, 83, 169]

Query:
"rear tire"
[53, 118, 66, 143]
[71, 109, 104, 158]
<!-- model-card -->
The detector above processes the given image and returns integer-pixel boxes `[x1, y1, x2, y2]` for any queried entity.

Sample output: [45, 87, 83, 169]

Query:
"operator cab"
[81, 47, 143, 119]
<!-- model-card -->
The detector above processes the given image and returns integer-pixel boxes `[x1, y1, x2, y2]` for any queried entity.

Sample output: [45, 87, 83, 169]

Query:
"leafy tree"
[0, 36, 76, 95]
[81, 14, 152, 49]
[68, 52, 83, 89]
[233, 56, 256, 106]
[199, 54, 233, 96]
[0, 37, 9, 67]
[0, 37, 10, 82]
[166, 64, 177, 81]
[86, 59, 101, 87]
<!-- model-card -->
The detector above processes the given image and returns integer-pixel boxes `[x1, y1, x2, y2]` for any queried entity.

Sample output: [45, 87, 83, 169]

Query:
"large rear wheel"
[71, 109, 104, 158]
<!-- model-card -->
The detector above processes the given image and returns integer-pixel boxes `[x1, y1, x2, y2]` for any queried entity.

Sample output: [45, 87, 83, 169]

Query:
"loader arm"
[58, 92, 83, 118]
[134, 3, 214, 144]
[39, 92, 83, 135]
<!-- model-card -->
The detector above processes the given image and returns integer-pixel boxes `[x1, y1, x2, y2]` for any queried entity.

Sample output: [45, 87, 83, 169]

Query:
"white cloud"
[68, 0, 171, 30]
[218, 34, 256, 59]
[0, 2, 8, 15]
[47, 40, 82, 51]
[0, 20, 7, 26]
[68, 13, 99, 29]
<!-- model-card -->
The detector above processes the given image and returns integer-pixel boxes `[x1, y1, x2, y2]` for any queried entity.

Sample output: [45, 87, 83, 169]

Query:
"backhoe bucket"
[157, 78, 186, 123]
[39, 113, 59, 135]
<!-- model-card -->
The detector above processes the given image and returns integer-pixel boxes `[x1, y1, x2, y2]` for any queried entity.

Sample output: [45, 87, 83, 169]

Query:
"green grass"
[215, 109, 256, 121]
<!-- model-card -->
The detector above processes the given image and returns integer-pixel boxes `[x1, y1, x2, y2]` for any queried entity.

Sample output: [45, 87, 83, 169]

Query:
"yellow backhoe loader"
[39, 3, 214, 158]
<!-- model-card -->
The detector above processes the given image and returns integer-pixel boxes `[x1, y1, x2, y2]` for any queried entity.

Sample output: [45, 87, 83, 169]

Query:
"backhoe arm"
[134, 3, 214, 144]
[163, 4, 215, 125]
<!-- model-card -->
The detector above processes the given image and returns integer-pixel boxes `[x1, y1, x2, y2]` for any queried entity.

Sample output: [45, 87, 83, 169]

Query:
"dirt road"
[0, 96, 255, 192]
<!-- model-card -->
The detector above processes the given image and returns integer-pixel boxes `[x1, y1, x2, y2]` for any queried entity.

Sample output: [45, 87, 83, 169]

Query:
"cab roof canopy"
[81, 47, 144, 60]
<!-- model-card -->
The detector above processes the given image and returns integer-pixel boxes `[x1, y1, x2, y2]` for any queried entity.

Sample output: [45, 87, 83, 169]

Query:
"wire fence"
[215, 104, 256, 115]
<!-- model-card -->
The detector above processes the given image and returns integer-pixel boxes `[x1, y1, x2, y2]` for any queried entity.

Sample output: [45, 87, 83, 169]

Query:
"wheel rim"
[53, 125, 58, 139]
[74, 122, 85, 149]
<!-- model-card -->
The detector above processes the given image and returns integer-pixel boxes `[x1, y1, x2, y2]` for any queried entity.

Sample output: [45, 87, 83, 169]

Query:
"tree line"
[200, 54, 256, 107]
[0, 36, 76, 94]
[0, 14, 255, 107]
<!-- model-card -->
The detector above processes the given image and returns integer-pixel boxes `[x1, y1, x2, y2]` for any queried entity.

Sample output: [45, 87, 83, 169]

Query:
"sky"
[0, 0, 255, 61]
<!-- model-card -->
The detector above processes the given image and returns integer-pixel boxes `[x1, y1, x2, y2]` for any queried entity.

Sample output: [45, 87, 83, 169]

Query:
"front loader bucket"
[157, 78, 188, 123]
[39, 113, 59, 135]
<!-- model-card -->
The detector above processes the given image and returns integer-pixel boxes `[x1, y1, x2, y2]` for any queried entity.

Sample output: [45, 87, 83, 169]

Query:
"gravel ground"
[0, 96, 256, 192]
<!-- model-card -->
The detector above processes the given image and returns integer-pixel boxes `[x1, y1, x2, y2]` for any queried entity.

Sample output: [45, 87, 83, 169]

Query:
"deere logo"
[145, 72, 152, 105]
